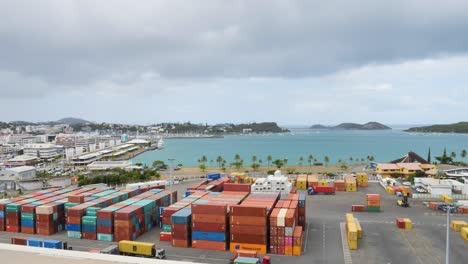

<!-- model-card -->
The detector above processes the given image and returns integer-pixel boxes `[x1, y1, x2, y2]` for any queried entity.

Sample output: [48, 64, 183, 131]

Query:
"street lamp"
[446, 204, 451, 264]
[168, 158, 175, 205]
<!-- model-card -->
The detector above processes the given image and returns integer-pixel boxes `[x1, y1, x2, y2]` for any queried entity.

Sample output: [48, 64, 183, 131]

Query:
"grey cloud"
[1, 0, 468, 95]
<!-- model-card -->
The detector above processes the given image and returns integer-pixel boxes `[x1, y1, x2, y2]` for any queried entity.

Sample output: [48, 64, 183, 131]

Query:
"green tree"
[298, 156, 304, 166]
[427, 147, 431, 163]
[272, 159, 284, 169]
[234, 154, 241, 162]
[216, 156, 223, 167]
[201, 155, 208, 164]
[252, 155, 257, 164]
[324, 156, 330, 166]
[258, 159, 263, 166]
[450, 151, 456, 160]
[267, 155, 272, 169]
[435, 148, 453, 164]
[199, 164, 206, 172]
[135, 162, 143, 166]
[251, 163, 260, 171]
[308, 155, 313, 170]
[349, 157, 353, 164]
[283, 158, 288, 166]
[152, 160, 167, 170]
[461, 149, 467, 162]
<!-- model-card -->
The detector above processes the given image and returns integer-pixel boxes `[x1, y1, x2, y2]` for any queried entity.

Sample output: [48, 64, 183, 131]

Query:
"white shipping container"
[277, 208, 288, 227]
[36, 205, 53, 214]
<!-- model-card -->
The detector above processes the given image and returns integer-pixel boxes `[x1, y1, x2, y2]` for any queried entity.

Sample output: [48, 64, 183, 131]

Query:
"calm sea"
[132, 128, 468, 167]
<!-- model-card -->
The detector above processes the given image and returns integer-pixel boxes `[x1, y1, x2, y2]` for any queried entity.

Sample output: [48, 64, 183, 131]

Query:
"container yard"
[1, 172, 467, 264]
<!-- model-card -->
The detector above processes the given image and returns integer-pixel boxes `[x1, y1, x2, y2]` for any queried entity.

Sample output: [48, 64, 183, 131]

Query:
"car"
[402, 181, 411, 186]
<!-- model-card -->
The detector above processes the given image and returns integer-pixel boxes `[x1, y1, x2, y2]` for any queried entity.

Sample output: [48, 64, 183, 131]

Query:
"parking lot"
[1, 180, 467, 263]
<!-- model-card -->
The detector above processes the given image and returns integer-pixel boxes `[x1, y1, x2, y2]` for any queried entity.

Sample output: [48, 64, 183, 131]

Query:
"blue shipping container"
[21, 219, 35, 227]
[66, 224, 81, 232]
[43, 240, 62, 249]
[27, 238, 43, 247]
[171, 208, 192, 225]
[206, 173, 221, 180]
[192, 231, 226, 242]
[0, 211, 4, 218]
[82, 225, 96, 233]
[97, 218, 112, 227]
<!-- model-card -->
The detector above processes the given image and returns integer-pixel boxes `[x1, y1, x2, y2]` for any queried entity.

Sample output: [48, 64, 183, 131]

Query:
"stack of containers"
[171, 208, 192, 247]
[356, 173, 368, 187]
[192, 191, 248, 251]
[460, 227, 468, 241]
[366, 194, 381, 212]
[159, 191, 202, 241]
[0, 188, 62, 231]
[333, 180, 345, 191]
[295, 175, 307, 190]
[292, 226, 303, 256]
[307, 175, 318, 189]
[269, 196, 299, 256]
[97, 189, 171, 242]
[5, 187, 79, 233]
[111, 189, 174, 241]
[297, 193, 306, 229]
[450, 220, 467, 232]
[230, 192, 279, 254]
[345, 213, 361, 250]
[344, 176, 357, 192]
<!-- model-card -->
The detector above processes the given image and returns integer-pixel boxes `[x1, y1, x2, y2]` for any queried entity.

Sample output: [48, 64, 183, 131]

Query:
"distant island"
[310, 122, 391, 130]
[405, 122, 468, 133]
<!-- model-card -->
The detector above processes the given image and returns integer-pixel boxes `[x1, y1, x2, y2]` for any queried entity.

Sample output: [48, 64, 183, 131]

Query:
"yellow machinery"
[397, 186, 410, 207]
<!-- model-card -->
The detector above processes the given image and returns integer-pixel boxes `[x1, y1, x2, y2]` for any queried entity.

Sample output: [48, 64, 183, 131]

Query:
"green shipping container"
[366, 206, 381, 212]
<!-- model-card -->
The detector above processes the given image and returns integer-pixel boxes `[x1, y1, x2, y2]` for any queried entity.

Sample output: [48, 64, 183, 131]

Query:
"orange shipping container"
[230, 224, 267, 236]
[192, 240, 227, 251]
[285, 245, 293, 256]
[366, 200, 381, 207]
[229, 242, 267, 255]
[293, 246, 302, 256]
[192, 214, 227, 224]
[366, 194, 380, 201]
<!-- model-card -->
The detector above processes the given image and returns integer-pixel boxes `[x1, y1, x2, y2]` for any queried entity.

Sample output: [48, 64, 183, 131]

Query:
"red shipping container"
[171, 230, 190, 240]
[11, 237, 28, 245]
[223, 183, 251, 193]
[21, 227, 35, 234]
[277, 227, 285, 236]
[171, 224, 190, 233]
[192, 222, 226, 232]
[6, 225, 19, 232]
[193, 214, 226, 224]
[230, 216, 266, 226]
[285, 209, 295, 227]
[159, 232, 172, 242]
[172, 239, 190, 248]
[269, 208, 280, 226]
[36, 228, 53, 235]
[97, 226, 113, 234]
[192, 240, 227, 251]
[230, 205, 267, 217]
[270, 245, 277, 254]
[230, 225, 267, 236]
[191, 204, 227, 215]
[351, 205, 366, 212]
[270, 226, 277, 236]
[82, 232, 97, 240]
[230, 233, 267, 244]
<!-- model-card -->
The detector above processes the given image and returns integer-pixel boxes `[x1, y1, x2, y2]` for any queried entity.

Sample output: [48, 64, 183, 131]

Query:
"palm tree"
[216, 156, 223, 167]
[450, 151, 457, 160]
[283, 158, 288, 166]
[461, 149, 467, 162]
[349, 157, 353, 164]
[324, 156, 330, 166]
[267, 155, 272, 169]
[210, 159, 214, 167]
[299, 156, 304, 167]
[252, 155, 257, 164]
[234, 154, 241, 162]
[201, 155, 208, 165]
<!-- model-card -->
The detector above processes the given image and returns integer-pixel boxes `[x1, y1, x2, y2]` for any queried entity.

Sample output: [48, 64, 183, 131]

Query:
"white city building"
[0, 166, 36, 181]
[23, 143, 61, 159]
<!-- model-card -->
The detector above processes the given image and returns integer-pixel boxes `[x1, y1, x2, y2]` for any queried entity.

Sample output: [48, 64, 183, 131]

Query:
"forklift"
[397, 186, 410, 207]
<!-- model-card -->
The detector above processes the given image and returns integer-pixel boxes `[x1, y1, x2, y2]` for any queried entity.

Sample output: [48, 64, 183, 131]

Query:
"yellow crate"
[347, 222, 358, 240]
[450, 220, 467, 232]
[355, 221, 363, 239]
[347, 238, 358, 250]
[403, 218, 412, 230]
[461, 227, 468, 241]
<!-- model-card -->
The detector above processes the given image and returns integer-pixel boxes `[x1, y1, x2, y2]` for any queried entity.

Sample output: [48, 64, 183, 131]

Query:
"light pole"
[168, 158, 175, 205]
[446, 204, 450, 264]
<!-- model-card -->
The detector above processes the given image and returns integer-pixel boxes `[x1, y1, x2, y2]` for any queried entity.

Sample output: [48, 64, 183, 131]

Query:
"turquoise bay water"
[132, 129, 468, 167]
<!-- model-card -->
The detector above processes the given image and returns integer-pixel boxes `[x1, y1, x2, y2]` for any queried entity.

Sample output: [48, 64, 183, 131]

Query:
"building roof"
[420, 164, 436, 169]
[396, 163, 423, 171]
[7, 166, 36, 173]
[377, 163, 400, 170]
[24, 143, 57, 149]
[390, 151, 429, 164]
[127, 139, 149, 144]
[7, 155, 37, 162]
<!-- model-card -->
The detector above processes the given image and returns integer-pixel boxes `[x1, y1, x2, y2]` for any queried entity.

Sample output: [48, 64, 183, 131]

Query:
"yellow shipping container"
[318, 180, 328, 187]
[355, 221, 363, 239]
[461, 227, 468, 241]
[347, 222, 358, 241]
[346, 183, 357, 192]
[293, 246, 302, 256]
[403, 218, 412, 230]
[356, 173, 368, 183]
[386, 187, 395, 195]
[345, 213, 355, 224]
[451, 220, 467, 232]
[118, 241, 155, 257]
[347, 238, 358, 250]
[229, 243, 267, 254]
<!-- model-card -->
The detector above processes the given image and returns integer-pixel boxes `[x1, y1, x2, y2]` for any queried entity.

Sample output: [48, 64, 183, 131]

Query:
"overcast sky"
[1, 1, 468, 125]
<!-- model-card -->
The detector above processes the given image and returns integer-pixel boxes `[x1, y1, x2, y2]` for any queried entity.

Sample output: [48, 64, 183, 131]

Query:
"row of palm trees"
[197, 154, 376, 170]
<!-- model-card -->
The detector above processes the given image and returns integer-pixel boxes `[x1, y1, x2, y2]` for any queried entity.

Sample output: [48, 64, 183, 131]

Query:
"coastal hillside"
[405, 122, 468, 133]
[57, 117, 92, 124]
[310, 122, 391, 130]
